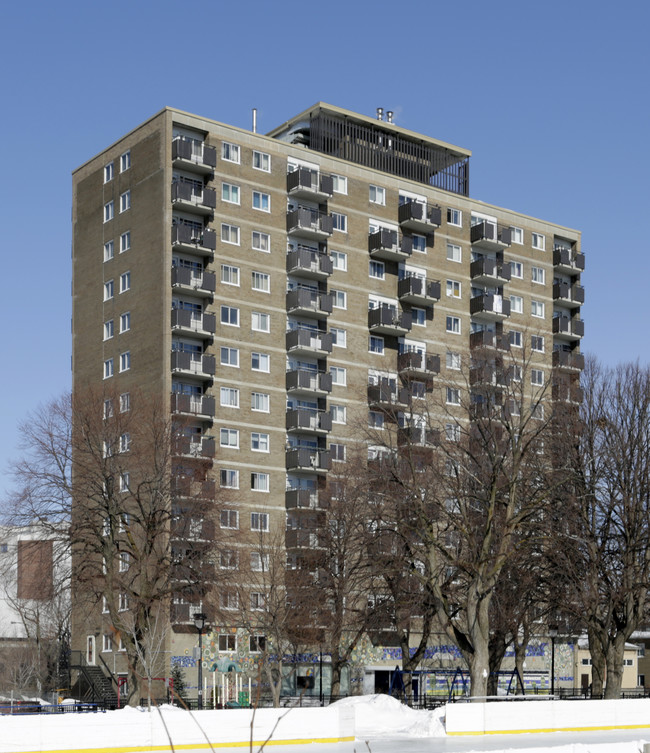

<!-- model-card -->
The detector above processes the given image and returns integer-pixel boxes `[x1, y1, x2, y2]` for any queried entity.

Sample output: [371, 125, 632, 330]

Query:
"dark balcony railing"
[397, 276, 441, 302]
[171, 137, 217, 169]
[470, 330, 510, 351]
[171, 308, 216, 334]
[286, 288, 333, 316]
[553, 247, 585, 272]
[368, 229, 412, 258]
[286, 328, 332, 353]
[286, 409, 332, 433]
[553, 282, 585, 304]
[469, 294, 511, 317]
[368, 306, 412, 333]
[285, 448, 331, 472]
[553, 317, 584, 338]
[286, 207, 333, 236]
[174, 436, 215, 459]
[397, 425, 440, 446]
[171, 266, 216, 294]
[286, 247, 333, 277]
[170, 393, 215, 418]
[171, 477, 215, 499]
[397, 351, 440, 375]
[171, 182, 216, 210]
[172, 225, 216, 251]
[552, 381, 584, 403]
[470, 221, 512, 246]
[552, 350, 585, 371]
[470, 258, 512, 282]
[398, 200, 442, 227]
[368, 383, 409, 407]
[286, 369, 332, 394]
[287, 168, 334, 197]
[285, 489, 320, 509]
[170, 351, 215, 376]
[286, 529, 322, 549]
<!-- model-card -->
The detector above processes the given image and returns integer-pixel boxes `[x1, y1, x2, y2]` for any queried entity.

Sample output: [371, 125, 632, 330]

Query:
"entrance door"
[86, 635, 96, 666]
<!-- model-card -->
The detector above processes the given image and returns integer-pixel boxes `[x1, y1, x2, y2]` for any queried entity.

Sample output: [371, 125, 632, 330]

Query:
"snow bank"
[332, 694, 446, 738]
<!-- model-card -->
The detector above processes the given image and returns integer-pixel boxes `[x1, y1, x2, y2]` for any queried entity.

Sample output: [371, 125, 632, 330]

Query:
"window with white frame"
[531, 368, 544, 385]
[412, 234, 427, 253]
[221, 264, 240, 286]
[221, 223, 240, 245]
[446, 423, 461, 442]
[104, 240, 114, 262]
[222, 182, 240, 204]
[330, 250, 347, 270]
[330, 443, 346, 461]
[251, 392, 269, 412]
[251, 311, 270, 332]
[331, 289, 347, 309]
[446, 351, 461, 370]
[220, 428, 239, 448]
[252, 231, 270, 252]
[120, 150, 131, 172]
[102, 596, 109, 613]
[220, 508, 239, 527]
[511, 261, 523, 278]
[509, 330, 522, 347]
[120, 392, 130, 412]
[251, 512, 270, 531]
[249, 635, 266, 652]
[104, 201, 114, 223]
[221, 305, 239, 326]
[104, 358, 114, 379]
[119, 593, 128, 611]
[447, 208, 462, 226]
[102, 634, 113, 652]
[411, 307, 426, 326]
[251, 433, 269, 452]
[249, 592, 264, 611]
[510, 226, 524, 244]
[120, 191, 130, 213]
[119, 472, 130, 493]
[369, 185, 386, 205]
[222, 142, 240, 163]
[103, 399, 113, 419]
[252, 191, 270, 212]
[104, 320, 114, 340]
[251, 352, 269, 372]
[531, 335, 545, 352]
[220, 386, 239, 408]
[532, 232, 545, 250]
[330, 366, 346, 385]
[531, 266, 545, 284]
[104, 162, 114, 183]
[220, 550, 238, 570]
[120, 313, 130, 333]
[331, 327, 346, 347]
[369, 410, 384, 429]
[446, 279, 461, 298]
[251, 473, 269, 492]
[220, 591, 239, 610]
[119, 551, 130, 572]
[331, 174, 347, 194]
[120, 232, 130, 252]
[119, 351, 130, 372]
[253, 150, 270, 171]
[447, 243, 462, 262]
[369, 260, 385, 279]
[251, 271, 270, 292]
[220, 471, 239, 490]
[250, 551, 269, 571]
[510, 295, 523, 314]
[220, 347, 239, 366]
[531, 300, 545, 318]
[369, 335, 384, 354]
[330, 404, 346, 424]
[446, 316, 461, 334]
[332, 212, 347, 232]
[446, 387, 460, 405]
[119, 271, 130, 293]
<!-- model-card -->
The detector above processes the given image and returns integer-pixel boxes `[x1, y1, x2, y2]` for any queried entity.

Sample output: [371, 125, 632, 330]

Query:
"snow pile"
[332, 694, 446, 738]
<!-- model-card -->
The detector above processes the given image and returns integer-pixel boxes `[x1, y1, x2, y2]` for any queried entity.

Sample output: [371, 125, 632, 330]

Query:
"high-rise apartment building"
[71, 103, 584, 698]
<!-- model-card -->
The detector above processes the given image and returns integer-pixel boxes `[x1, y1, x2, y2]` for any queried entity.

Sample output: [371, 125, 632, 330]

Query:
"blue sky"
[1, 0, 648, 497]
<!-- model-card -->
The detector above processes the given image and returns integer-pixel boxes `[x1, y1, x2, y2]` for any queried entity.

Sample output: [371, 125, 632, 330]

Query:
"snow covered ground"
[1, 694, 650, 753]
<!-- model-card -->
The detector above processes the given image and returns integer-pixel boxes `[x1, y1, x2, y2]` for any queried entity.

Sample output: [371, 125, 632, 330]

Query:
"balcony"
[398, 200, 442, 232]
[171, 476, 215, 500]
[553, 282, 584, 308]
[170, 393, 215, 419]
[171, 266, 216, 297]
[171, 181, 216, 215]
[553, 316, 584, 341]
[470, 364, 509, 388]
[286, 246, 332, 280]
[286, 328, 332, 357]
[368, 383, 409, 410]
[170, 351, 215, 379]
[286, 288, 333, 318]
[286, 369, 332, 396]
[552, 349, 585, 372]
[470, 330, 510, 351]
[397, 276, 440, 307]
[397, 351, 440, 377]
[553, 247, 585, 276]
[470, 221, 512, 250]
[368, 229, 412, 262]
[285, 448, 331, 474]
[470, 258, 511, 285]
[171, 308, 216, 336]
[286, 529, 322, 549]
[172, 225, 216, 256]
[397, 425, 440, 446]
[368, 306, 412, 336]
[171, 137, 217, 174]
[286, 409, 332, 434]
[470, 294, 511, 321]
[286, 207, 333, 240]
[287, 168, 334, 200]
[173, 435, 215, 460]
[552, 380, 584, 404]
[285, 489, 325, 510]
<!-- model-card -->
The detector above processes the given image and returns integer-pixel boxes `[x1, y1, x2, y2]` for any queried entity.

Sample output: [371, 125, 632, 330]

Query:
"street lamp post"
[549, 624, 559, 698]
[193, 613, 208, 709]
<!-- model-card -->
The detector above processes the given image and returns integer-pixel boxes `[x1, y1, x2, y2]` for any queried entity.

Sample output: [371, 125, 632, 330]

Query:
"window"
[330, 443, 346, 461]
[531, 300, 545, 318]
[510, 226, 523, 244]
[331, 174, 347, 194]
[119, 351, 130, 372]
[221, 305, 239, 326]
[102, 634, 113, 653]
[412, 234, 427, 253]
[120, 150, 131, 172]
[251, 352, 270, 372]
[509, 330, 522, 347]
[220, 592, 239, 610]
[119, 472, 130, 493]
[369, 185, 386, 205]
[104, 399, 114, 419]
[217, 632, 236, 652]
[331, 327, 347, 347]
[251, 512, 270, 531]
[253, 150, 270, 171]
[251, 473, 269, 492]
[446, 351, 461, 370]
[532, 232, 545, 250]
[221, 264, 240, 286]
[330, 250, 347, 270]
[332, 212, 347, 232]
[411, 307, 426, 326]
[249, 635, 266, 652]
[120, 232, 130, 253]
[220, 508, 239, 527]
[446, 316, 461, 334]
[531, 266, 545, 284]
[330, 366, 346, 385]
[250, 592, 264, 611]
[104, 241, 114, 262]
[511, 261, 523, 279]
[119, 592, 128, 612]
[104, 201, 114, 222]
[251, 392, 269, 412]
[220, 471, 239, 490]
[531, 369, 544, 386]
[119, 272, 130, 293]
[104, 162, 114, 183]
[120, 392, 130, 412]
[251, 312, 270, 332]
[120, 191, 130, 213]
[369, 336, 384, 354]
[446, 423, 461, 442]
[220, 386, 239, 408]
[252, 271, 270, 292]
[104, 320, 114, 340]
[252, 191, 270, 212]
[447, 243, 461, 262]
[221, 182, 240, 204]
[531, 335, 545, 352]
[510, 295, 523, 314]
[221, 223, 240, 245]
[251, 551, 269, 571]
[104, 358, 114, 379]
[222, 142, 240, 163]
[251, 433, 269, 452]
[252, 231, 270, 252]
[446, 387, 460, 405]
[220, 428, 239, 448]
[369, 411, 384, 429]
[369, 261, 385, 279]
[332, 289, 347, 309]
[446, 279, 461, 298]
[220, 347, 239, 367]
[102, 596, 109, 613]
[220, 550, 238, 570]
[447, 208, 462, 226]
[119, 312, 130, 333]
[331, 404, 346, 424]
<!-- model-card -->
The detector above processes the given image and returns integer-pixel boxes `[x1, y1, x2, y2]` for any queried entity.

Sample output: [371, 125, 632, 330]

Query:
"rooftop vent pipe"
[376, 107, 384, 121]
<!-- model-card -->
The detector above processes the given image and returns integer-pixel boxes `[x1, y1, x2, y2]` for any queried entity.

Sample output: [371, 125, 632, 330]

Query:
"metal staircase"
[69, 651, 119, 707]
